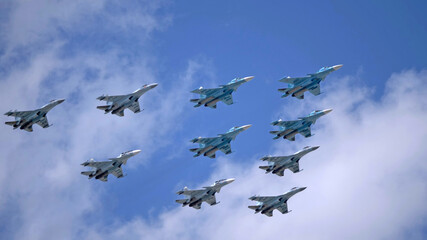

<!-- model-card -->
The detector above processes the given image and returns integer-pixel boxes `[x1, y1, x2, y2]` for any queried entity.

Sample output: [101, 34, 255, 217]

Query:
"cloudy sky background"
[0, 1, 426, 239]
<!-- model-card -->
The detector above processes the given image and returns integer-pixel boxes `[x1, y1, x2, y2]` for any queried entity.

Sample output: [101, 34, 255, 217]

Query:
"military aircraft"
[270, 109, 332, 141]
[4, 99, 65, 132]
[176, 178, 235, 209]
[278, 65, 343, 99]
[259, 146, 319, 176]
[190, 125, 251, 158]
[81, 149, 141, 182]
[248, 187, 306, 217]
[190, 76, 253, 108]
[96, 83, 158, 116]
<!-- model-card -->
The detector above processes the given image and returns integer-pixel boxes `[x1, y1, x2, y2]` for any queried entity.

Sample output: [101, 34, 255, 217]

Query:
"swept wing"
[35, 117, 49, 128]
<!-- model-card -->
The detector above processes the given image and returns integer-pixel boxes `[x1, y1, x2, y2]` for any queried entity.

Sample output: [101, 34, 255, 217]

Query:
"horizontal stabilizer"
[5, 121, 18, 126]
[248, 205, 259, 210]
[81, 171, 92, 176]
[175, 199, 188, 204]
[96, 105, 110, 110]
[259, 166, 270, 170]
[269, 131, 279, 134]
[189, 148, 199, 153]
[278, 88, 288, 92]
[190, 99, 200, 103]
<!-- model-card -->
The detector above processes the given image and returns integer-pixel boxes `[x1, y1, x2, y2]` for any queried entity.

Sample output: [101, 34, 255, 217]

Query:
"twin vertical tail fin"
[189, 148, 199, 153]
[176, 199, 188, 205]
[81, 171, 93, 178]
[248, 205, 259, 210]
[5, 121, 18, 127]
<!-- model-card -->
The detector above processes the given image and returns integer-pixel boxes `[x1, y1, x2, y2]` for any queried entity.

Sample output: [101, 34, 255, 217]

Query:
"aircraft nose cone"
[226, 178, 235, 184]
[241, 124, 252, 130]
[301, 187, 307, 191]
[332, 64, 343, 71]
[313, 146, 320, 150]
[323, 109, 333, 114]
[57, 99, 65, 104]
[132, 149, 142, 155]
[244, 76, 254, 82]
[151, 83, 158, 88]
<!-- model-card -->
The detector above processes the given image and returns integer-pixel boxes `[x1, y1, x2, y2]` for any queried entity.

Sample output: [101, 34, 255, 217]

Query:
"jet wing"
[220, 94, 233, 105]
[4, 110, 35, 118]
[261, 156, 291, 163]
[279, 76, 309, 85]
[178, 189, 205, 197]
[83, 161, 111, 169]
[250, 196, 277, 203]
[191, 87, 221, 96]
[110, 167, 124, 178]
[97, 95, 127, 103]
[273, 120, 300, 128]
[307, 84, 321, 96]
[128, 101, 141, 113]
[192, 137, 218, 145]
[276, 203, 289, 214]
[219, 143, 232, 155]
[36, 117, 49, 128]
[288, 163, 300, 173]
[299, 127, 312, 137]
[205, 195, 217, 206]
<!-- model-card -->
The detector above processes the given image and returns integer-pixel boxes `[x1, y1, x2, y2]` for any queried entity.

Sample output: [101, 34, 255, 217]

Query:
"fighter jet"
[4, 99, 65, 132]
[96, 83, 158, 116]
[270, 109, 332, 141]
[259, 146, 319, 176]
[190, 76, 253, 108]
[176, 178, 235, 209]
[278, 65, 343, 99]
[248, 187, 306, 217]
[81, 149, 141, 182]
[190, 125, 251, 158]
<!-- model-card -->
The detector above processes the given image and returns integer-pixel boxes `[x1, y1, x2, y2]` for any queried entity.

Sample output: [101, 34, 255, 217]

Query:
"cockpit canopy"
[215, 179, 227, 184]
[228, 126, 239, 132]
[318, 66, 329, 72]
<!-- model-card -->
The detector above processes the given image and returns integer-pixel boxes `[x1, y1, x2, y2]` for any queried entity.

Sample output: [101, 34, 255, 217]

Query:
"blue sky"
[0, 1, 426, 239]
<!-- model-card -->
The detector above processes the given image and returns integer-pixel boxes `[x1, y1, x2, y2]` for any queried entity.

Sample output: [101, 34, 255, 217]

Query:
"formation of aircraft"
[190, 76, 253, 108]
[97, 83, 158, 116]
[278, 65, 342, 99]
[190, 124, 251, 158]
[4, 99, 64, 132]
[259, 146, 319, 176]
[270, 109, 332, 141]
[176, 178, 235, 209]
[248, 187, 306, 217]
[5, 64, 341, 216]
[81, 150, 141, 182]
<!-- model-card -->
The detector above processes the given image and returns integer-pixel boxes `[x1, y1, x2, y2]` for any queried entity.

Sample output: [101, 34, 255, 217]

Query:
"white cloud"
[87, 70, 427, 240]
[0, 1, 212, 239]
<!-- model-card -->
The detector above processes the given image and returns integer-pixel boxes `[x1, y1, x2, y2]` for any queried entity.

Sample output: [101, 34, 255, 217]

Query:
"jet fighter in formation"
[249, 187, 306, 217]
[4, 99, 65, 132]
[190, 76, 253, 109]
[190, 124, 251, 158]
[81, 149, 141, 182]
[259, 146, 319, 176]
[270, 109, 332, 141]
[97, 83, 158, 116]
[278, 64, 342, 99]
[176, 178, 234, 209]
